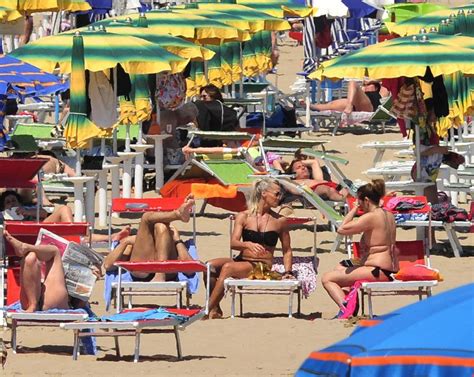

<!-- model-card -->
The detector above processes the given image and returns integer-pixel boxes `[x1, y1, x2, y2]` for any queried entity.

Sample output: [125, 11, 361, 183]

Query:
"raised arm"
[103, 236, 136, 271]
[337, 207, 372, 236]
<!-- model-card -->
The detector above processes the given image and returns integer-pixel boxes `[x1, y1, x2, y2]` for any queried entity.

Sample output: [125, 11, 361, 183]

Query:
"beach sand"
[2, 45, 473, 376]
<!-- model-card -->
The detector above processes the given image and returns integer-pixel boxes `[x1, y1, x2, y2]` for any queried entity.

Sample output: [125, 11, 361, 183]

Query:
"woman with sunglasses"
[204, 177, 293, 319]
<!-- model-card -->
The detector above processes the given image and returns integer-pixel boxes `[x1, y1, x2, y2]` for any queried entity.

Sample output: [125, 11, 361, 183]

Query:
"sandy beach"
[2, 45, 473, 376]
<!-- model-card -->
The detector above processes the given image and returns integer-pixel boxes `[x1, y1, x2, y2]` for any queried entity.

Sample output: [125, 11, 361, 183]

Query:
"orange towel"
[191, 183, 237, 199]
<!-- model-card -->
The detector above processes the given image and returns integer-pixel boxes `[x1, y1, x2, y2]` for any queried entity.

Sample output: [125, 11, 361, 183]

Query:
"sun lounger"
[359, 140, 413, 167]
[60, 307, 204, 362]
[261, 136, 329, 154]
[60, 261, 210, 362]
[6, 309, 89, 354]
[364, 163, 414, 181]
[11, 123, 66, 150]
[352, 240, 439, 319]
[224, 216, 318, 318]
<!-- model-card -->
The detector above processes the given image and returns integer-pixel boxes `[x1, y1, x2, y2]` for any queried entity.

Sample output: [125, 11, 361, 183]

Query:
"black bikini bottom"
[131, 273, 155, 282]
[371, 267, 395, 281]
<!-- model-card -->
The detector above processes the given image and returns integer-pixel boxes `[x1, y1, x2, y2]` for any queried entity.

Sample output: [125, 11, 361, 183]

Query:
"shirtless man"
[321, 179, 398, 317]
[103, 195, 195, 282]
[286, 159, 348, 201]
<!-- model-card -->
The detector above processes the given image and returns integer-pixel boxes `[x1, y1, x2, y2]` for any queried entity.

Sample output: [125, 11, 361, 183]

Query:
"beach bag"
[431, 202, 451, 221]
[195, 100, 238, 132]
[442, 152, 465, 170]
[446, 207, 468, 222]
[337, 281, 362, 319]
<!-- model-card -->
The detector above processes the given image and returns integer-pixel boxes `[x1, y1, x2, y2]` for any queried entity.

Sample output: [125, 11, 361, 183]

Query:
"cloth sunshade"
[235, 0, 316, 18]
[10, 28, 188, 75]
[384, 3, 447, 23]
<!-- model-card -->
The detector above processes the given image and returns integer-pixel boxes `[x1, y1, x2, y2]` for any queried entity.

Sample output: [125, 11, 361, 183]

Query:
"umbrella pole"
[239, 43, 244, 98]
[125, 124, 131, 152]
[54, 94, 60, 127]
[113, 67, 118, 155]
[76, 149, 82, 176]
[414, 120, 421, 181]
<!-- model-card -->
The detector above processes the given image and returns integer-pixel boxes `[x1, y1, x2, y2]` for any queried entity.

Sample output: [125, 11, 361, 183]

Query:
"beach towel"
[272, 256, 318, 298]
[101, 308, 188, 323]
[191, 183, 238, 199]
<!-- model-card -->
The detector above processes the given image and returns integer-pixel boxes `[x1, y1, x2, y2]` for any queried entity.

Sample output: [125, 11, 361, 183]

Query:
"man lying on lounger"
[103, 195, 196, 282]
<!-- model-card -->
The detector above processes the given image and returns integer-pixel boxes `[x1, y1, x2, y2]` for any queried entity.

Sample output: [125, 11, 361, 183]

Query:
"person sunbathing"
[103, 195, 196, 282]
[205, 178, 293, 319]
[286, 158, 348, 201]
[309, 81, 387, 115]
[322, 179, 399, 318]
[3, 231, 101, 312]
[0, 190, 130, 244]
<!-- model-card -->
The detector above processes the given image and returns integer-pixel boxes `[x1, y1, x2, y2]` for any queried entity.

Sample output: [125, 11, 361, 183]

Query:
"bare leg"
[206, 260, 253, 319]
[90, 225, 132, 243]
[322, 266, 391, 309]
[130, 195, 194, 262]
[206, 257, 235, 317]
[310, 99, 349, 112]
[344, 81, 373, 114]
[5, 231, 69, 311]
[153, 223, 177, 281]
[43, 205, 73, 223]
[314, 186, 345, 201]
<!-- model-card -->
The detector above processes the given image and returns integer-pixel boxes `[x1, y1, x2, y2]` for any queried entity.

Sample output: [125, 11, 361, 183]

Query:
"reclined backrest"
[353, 240, 425, 268]
[12, 123, 57, 140]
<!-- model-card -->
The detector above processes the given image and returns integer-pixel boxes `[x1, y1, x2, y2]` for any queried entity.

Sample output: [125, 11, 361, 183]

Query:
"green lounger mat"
[368, 97, 394, 123]
[12, 123, 57, 139]
[42, 180, 76, 193]
[301, 149, 349, 165]
[102, 124, 140, 141]
[233, 82, 269, 94]
[10, 135, 39, 153]
[188, 130, 254, 141]
[262, 137, 328, 148]
[205, 161, 255, 185]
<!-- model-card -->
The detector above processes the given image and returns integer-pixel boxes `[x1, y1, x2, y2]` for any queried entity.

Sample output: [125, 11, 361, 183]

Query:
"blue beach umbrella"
[0, 54, 68, 97]
[296, 283, 474, 377]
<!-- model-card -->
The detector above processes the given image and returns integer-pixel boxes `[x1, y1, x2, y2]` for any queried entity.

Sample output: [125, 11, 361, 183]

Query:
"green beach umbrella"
[384, 3, 447, 23]
[130, 74, 152, 123]
[310, 33, 474, 80]
[11, 27, 188, 75]
[235, 0, 316, 18]
[190, 2, 291, 33]
[387, 4, 474, 36]
[186, 61, 208, 97]
[89, 20, 216, 61]
[205, 45, 225, 87]
[64, 32, 107, 149]
[95, 9, 251, 45]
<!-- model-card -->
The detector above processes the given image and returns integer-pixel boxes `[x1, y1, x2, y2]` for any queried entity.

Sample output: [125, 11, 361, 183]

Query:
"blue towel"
[104, 239, 200, 311]
[101, 308, 188, 323]
[6, 301, 97, 355]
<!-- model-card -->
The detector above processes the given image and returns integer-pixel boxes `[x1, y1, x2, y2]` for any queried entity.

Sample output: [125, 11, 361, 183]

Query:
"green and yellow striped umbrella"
[64, 33, 108, 149]
[95, 9, 250, 45]
[190, 3, 290, 33]
[437, 72, 474, 137]
[130, 74, 152, 123]
[10, 28, 188, 74]
[437, 10, 474, 36]
[310, 34, 474, 80]
[0, 0, 90, 13]
[186, 61, 208, 97]
[387, 4, 474, 36]
[235, 0, 316, 18]
[89, 21, 215, 61]
[384, 3, 447, 23]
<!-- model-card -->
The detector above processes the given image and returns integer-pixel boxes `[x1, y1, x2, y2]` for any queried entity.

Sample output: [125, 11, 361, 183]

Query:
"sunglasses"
[269, 190, 283, 198]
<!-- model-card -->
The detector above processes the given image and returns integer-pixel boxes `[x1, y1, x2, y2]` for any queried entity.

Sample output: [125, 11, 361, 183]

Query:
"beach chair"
[107, 197, 198, 310]
[224, 215, 318, 318]
[61, 260, 210, 362]
[11, 122, 66, 150]
[352, 240, 439, 319]
[359, 140, 413, 168]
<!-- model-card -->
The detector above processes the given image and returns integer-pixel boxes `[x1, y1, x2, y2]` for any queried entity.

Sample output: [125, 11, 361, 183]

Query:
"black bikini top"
[242, 228, 279, 247]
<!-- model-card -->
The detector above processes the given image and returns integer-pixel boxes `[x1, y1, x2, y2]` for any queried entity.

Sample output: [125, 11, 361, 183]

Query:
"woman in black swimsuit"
[205, 177, 293, 319]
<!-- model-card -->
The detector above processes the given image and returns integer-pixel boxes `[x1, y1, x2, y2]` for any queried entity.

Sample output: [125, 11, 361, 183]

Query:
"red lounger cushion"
[393, 264, 443, 282]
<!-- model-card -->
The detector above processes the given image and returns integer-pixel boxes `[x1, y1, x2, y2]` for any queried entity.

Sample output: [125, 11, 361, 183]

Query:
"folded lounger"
[61, 260, 210, 362]
[225, 216, 318, 318]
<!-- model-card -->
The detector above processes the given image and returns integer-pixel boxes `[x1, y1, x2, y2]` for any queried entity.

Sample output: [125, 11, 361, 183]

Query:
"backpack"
[194, 100, 238, 132]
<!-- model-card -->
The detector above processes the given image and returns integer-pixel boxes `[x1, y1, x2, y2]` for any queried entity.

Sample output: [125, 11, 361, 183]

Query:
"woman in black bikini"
[321, 179, 398, 316]
[205, 177, 293, 319]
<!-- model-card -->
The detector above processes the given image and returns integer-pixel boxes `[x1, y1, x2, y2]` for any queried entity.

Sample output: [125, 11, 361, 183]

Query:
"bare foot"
[112, 225, 131, 242]
[209, 309, 223, 319]
[176, 194, 195, 223]
[3, 231, 28, 257]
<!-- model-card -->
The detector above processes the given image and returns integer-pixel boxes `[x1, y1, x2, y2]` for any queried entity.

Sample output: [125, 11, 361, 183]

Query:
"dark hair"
[199, 84, 223, 102]
[365, 81, 381, 92]
[0, 190, 23, 211]
[357, 179, 385, 204]
[286, 158, 311, 177]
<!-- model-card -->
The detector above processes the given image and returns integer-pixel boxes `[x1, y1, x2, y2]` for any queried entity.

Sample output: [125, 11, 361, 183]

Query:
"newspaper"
[36, 228, 104, 301]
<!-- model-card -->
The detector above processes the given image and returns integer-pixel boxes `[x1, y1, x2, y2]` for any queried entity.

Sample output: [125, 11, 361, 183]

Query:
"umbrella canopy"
[95, 9, 251, 45]
[10, 27, 188, 74]
[296, 283, 474, 377]
[341, 0, 376, 18]
[192, 3, 291, 33]
[235, 0, 316, 18]
[309, 33, 474, 80]
[88, 20, 215, 61]
[0, 54, 67, 97]
[0, 0, 90, 13]
[312, 0, 349, 17]
[384, 3, 447, 23]
[63, 33, 108, 149]
[387, 4, 474, 36]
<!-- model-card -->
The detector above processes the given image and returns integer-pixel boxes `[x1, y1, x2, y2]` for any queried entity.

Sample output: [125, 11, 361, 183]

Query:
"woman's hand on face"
[15, 207, 29, 217]
[245, 242, 266, 255]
